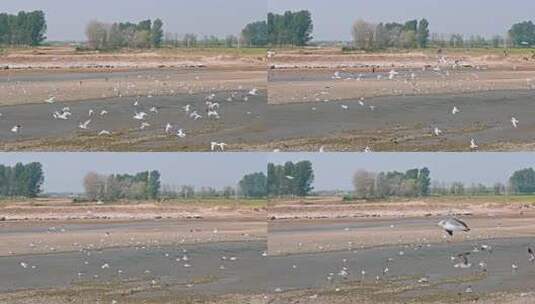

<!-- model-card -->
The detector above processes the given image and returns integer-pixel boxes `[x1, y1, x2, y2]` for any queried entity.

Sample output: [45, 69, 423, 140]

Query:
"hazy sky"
[2, 0, 266, 41]
[269, 0, 535, 41]
[0, 153, 267, 193]
[269, 153, 535, 191]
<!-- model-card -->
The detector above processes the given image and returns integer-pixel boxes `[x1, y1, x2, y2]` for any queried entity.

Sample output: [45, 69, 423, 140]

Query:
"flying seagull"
[79, 119, 91, 130]
[438, 218, 470, 236]
[45, 96, 56, 104]
[452, 106, 460, 115]
[133, 112, 147, 120]
[433, 127, 443, 136]
[511, 117, 519, 128]
[11, 125, 21, 133]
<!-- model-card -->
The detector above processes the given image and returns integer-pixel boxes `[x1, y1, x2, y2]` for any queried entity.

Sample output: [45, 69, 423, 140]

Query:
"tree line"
[353, 168, 431, 199]
[83, 170, 161, 201]
[0, 10, 46, 46]
[85, 19, 163, 50]
[267, 11, 313, 46]
[0, 162, 44, 198]
[352, 18, 430, 50]
[267, 161, 314, 197]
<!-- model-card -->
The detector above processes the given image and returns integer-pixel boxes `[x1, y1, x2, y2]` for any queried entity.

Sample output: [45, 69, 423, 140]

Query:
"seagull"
[149, 106, 158, 113]
[210, 142, 227, 151]
[99, 110, 108, 116]
[140, 122, 151, 130]
[182, 104, 191, 112]
[511, 117, 519, 128]
[11, 125, 21, 133]
[53, 111, 70, 120]
[207, 110, 220, 119]
[20, 262, 28, 269]
[45, 97, 56, 104]
[88, 109, 94, 116]
[165, 123, 173, 134]
[133, 112, 147, 120]
[470, 138, 479, 150]
[79, 119, 91, 129]
[319, 146, 325, 152]
[454, 252, 472, 268]
[438, 218, 470, 236]
[528, 247, 535, 262]
[452, 106, 460, 115]
[98, 130, 111, 136]
[190, 111, 202, 120]
[176, 129, 186, 138]
[341, 104, 349, 110]
[248, 88, 258, 96]
[388, 70, 399, 80]
[433, 127, 443, 136]
[363, 146, 371, 152]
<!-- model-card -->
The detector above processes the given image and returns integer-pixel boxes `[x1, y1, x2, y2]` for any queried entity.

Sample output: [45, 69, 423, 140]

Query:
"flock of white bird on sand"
[276, 54, 533, 152]
[2, 83, 261, 151]
[13, 226, 268, 302]
[270, 217, 534, 297]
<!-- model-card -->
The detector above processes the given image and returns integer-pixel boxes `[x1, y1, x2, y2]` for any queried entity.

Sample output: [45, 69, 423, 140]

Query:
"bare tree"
[352, 19, 376, 50]
[85, 21, 109, 49]
[353, 170, 377, 198]
[83, 172, 105, 201]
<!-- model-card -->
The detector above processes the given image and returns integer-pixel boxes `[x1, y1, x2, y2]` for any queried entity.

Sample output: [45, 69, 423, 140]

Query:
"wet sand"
[0, 89, 267, 151]
[261, 89, 535, 151]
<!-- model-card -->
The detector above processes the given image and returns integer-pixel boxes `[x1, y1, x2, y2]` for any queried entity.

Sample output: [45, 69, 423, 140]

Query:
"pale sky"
[268, 153, 535, 191]
[1, 0, 266, 41]
[0, 153, 267, 193]
[269, 0, 535, 41]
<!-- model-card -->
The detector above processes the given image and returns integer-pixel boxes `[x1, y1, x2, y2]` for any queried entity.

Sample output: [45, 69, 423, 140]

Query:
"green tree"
[151, 18, 163, 48]
[147, 170, 161, 199]
[509, 168, 535, 194]
[417, 18, 429, 48]
[239, 172, 267, 198]
[294, 161, 314, 196]
[508, 21, 535, 47]
[417, 167, 431, 196]
[241, 21, 268, 46]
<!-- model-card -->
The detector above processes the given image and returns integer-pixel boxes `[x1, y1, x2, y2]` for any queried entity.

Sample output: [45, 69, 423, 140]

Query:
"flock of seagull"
[2, 84, 261, 151]
[269, 217, 534, 298]
[328, 65, 529, 151]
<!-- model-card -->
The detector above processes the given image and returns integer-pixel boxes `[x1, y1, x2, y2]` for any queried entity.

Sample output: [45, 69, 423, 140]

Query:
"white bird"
[165, 123, 173, 134]
[79, 119, 91, 129]
[140, 122, 151, 130]
[88, 109, 94, 116]
[11, 125, 21, 133]
[248, 88, 258, 96]
[363, 146, 371, 152]
[176, 129, 186, 138]
[210, 142, 227, 151]
[133, 112, 147, 120]
[53, 111, 70, 120]
[340, 104, 349, 110]
[511, 117, 519, 128]
[452, 106, 460, 115]
[388, 70, 399, 80]
[149, 106, 158, 113]
[470, 138, 479, 150]
[190, 111, 202, 120]
[182, 104, 191, 112]
[98, 130, 111, 136]
[99, 110, 108, 116]
[45, 96, 56, 104]
[438, 218, 470, 236]
[433, 127, 443, 136]
[207, 110, 220, 119]
[319, 146, 325, 152]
